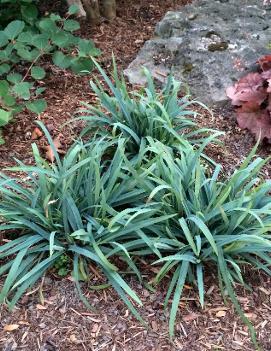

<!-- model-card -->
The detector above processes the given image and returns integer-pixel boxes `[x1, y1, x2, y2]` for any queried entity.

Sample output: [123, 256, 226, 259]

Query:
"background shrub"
[0, 2, 100, 144]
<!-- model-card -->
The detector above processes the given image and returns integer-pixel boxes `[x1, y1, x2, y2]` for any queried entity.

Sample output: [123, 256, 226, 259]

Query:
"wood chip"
[69, 334, 79, 344]
[91, 323, 99, 334]
[4, 324, 20, 332]
[244, 312, 257, 320]
[216, 310, 226, 318]
[259, 287, 270, 295]
[183, 313, 199, 322]
[31, 127, 43, 140]
[151, 320, 158, 332]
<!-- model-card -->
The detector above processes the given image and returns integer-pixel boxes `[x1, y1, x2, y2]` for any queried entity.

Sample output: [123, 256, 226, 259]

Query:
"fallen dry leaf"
[216, 310, 226, 318]
[31, 127, 43, 140]
[183, 313, 199, 322]
[244, 312, 257, 320]
[69, 334, 79, 344]
[36, 304, 47, 310]
[43, 134, 66, 163]
[4, 324, 20, 332]
[91, 323, 99, 334]
[151, 320, 158, 332]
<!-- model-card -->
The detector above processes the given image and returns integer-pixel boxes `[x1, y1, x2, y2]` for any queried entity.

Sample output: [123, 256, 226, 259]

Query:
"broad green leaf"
[31, 66, 46, 80]
[0, 109, 11, 127]
[78, 42, 100, 57]
[0, 31, 9, 47]
[68, 4, 80, 15]
[51, 31, 70, 48]
[7, 73, 22, 84]
[16, 47, 33, 61]
[35, 87, 46, 96]
[0, 80, 9, 96]
[4, 20, 25, 40]
[0, 63, 11, 75]
[26, 99, 47, 114]
[21, 4, 38, 23]
[12, 104, 24, 114]
[17, 31, 33, 43]
[71, 57, 93, 75]
[63, 19, 80, 32]
[32, 34, 51, 51]
[3, 94, 16, 107]
[78, 39, 96, 56]
[12, 82, 31, 100]
[50, 14, 61, 21]
[52, 51, 72, 69]
[38, 18, 58, 33]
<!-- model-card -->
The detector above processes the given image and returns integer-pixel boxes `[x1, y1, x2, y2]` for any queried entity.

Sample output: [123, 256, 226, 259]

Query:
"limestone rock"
[124, 0, 271, 105]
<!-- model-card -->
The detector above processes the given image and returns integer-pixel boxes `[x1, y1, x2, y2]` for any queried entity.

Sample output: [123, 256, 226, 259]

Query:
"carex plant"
[0, 122, 172, 318]
[0, 58, 271, 350]
[78, 58, 220, 156]
[139, 139, 271, 346]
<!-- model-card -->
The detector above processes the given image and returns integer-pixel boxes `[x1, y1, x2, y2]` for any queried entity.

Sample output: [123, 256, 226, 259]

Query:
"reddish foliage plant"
[226, 55, 271, 141]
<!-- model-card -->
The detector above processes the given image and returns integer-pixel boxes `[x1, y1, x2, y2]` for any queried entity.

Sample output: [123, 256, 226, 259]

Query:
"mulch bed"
[0, 270, 271, 351]
[0, 0, 271, 350]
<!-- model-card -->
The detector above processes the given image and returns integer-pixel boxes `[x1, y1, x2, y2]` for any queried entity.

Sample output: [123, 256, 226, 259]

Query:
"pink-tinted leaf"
[227, 55, 271, 142]
[257, 55, 271, 71]
[237, 107, 271, 140]
[226, 85, 242, 105]
[262, 70, 271, 93]
[262, 70, 271, 80]
[226, 73, 266, 106]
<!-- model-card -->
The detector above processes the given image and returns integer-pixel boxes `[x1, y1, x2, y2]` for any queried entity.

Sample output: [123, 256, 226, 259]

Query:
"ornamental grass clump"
[140, 139, 271, 344]
[1, 60, 271, 349]
[79, 59, 219, 154]
[0, 123, 171, 317]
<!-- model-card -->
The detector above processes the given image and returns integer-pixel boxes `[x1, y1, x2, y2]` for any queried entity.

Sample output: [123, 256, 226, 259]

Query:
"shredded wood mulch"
[0, 270, 271, 351]
[0, 0, 271, 350]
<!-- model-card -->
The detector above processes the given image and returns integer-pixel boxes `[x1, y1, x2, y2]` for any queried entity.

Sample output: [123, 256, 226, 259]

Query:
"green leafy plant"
[0, 0, 38, 28]
[141, 139, 271, 345]
[0, 3, 100, 144]
[79, 59, 220, 155]
[0, 109, 11, 145]
[54, 254, 70, 277]
[0, 123, 170, 319]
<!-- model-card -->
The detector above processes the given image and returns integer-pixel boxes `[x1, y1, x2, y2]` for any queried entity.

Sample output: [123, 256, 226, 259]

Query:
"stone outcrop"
[124, 0, 271, 105]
